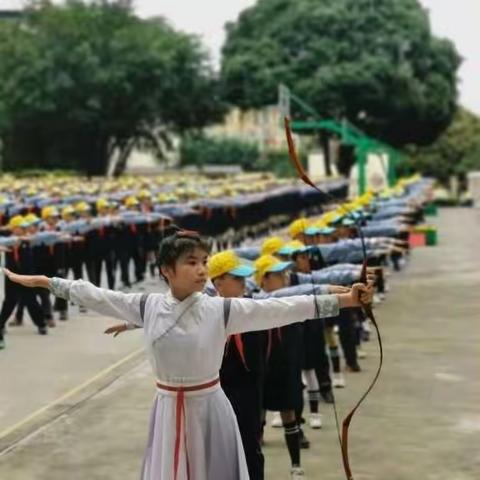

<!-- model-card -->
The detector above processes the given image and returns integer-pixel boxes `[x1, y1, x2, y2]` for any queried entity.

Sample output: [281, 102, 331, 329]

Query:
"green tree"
[399, 108, 480, 185]
[221, 0, 461, 148]
[180, 135, 259, 171]
[459, 142, 480, 179]
[0, 1, 224, 176]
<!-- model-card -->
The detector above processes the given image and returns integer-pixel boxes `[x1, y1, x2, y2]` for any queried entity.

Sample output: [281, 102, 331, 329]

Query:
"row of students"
[0, 177, 431, 478]
[0, 202, 171, 348]
[4, 230, 373, 480]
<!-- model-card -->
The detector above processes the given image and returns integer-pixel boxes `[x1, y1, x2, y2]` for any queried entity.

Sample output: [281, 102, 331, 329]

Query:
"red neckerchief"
[225, 334, 249, 371]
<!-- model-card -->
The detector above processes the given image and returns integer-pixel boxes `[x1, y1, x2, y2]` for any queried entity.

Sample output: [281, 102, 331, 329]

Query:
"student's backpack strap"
[223, 298, 232, 329]
[140, 293, 150, 323]
[290, 272, 299, 286]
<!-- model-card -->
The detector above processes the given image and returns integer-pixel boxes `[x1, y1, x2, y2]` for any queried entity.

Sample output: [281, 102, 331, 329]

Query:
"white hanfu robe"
[49, 278, 339, 480]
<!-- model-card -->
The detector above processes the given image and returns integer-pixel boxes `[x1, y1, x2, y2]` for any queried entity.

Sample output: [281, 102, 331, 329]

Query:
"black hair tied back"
[157, 226, 211, 276]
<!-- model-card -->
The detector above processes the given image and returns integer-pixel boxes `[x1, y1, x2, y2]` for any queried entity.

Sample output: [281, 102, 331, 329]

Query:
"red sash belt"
[156, 377, 220, 480]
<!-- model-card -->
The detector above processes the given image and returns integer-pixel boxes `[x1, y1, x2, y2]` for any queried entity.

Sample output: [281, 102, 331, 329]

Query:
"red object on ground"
[409, 232, 426, 247]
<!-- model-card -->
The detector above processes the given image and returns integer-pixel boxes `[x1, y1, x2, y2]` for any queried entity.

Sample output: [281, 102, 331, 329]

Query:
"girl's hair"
[158, 227, 211, 281]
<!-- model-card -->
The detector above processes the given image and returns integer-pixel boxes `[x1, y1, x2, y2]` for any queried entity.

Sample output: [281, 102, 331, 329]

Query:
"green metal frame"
[284, 89, 400, 195]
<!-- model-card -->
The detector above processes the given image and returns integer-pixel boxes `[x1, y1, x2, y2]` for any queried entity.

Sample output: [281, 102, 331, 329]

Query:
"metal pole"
[388, 150, 397, 187]
[358, 147, 367, 195]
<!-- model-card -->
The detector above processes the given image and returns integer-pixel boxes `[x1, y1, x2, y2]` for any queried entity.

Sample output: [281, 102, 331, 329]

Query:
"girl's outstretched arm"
[3, 269, 145, 327]
[226, 283, 373, 335]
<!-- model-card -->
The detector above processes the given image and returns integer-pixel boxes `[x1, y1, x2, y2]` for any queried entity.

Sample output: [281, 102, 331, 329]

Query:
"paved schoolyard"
[0, 208, 479, 479]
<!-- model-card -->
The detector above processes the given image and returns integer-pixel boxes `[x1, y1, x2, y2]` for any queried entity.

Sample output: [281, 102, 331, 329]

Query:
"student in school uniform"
[0, 216, 47, 349]
[208, 251, 265, 480]
[253, 254, 340, 479]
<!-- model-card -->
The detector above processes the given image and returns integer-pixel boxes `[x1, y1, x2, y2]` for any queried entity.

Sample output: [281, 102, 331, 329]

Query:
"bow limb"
[284, 116, 383, 480]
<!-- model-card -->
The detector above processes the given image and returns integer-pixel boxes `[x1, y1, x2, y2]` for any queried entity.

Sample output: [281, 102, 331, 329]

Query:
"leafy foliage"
[0, 1, 224, 175]
[398, 108, 480, 184]
[221, 0, 461, 148]
[180, 134, 301, 178]
[180, 135, 259, 171]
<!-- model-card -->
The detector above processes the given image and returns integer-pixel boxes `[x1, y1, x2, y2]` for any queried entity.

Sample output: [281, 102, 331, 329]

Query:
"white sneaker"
[270, 411, 282, 428]
[309, 413, 322, 429]
[291, 466, 306, 479]
[332, 373, 346, 388]
[373, 293, 382, 305]
[357, 348, 367, 359]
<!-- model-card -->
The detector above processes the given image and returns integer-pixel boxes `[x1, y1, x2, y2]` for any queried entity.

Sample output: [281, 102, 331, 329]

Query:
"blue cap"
[277, 245, 296, 255]
[229, 264, 256, 278]
[318, 227, 336, 235]
[304, 226, 321, 236]
[278, 245, 308, 256]
[267, 261, 292, 273]
[342, 218, 355, 227]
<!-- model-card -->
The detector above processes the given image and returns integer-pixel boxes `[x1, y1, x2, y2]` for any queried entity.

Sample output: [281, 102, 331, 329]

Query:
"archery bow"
[285, 117, 383, 480]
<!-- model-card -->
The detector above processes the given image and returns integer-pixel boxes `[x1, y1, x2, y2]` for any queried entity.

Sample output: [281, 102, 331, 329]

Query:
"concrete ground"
[0, 208, 479, 479]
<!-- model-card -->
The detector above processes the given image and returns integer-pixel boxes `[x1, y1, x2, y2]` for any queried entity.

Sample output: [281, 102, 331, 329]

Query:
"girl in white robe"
[3, 232, 371, 480]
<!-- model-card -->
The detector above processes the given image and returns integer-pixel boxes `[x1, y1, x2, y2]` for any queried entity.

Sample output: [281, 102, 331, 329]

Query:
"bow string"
[284, 116, 383, 480]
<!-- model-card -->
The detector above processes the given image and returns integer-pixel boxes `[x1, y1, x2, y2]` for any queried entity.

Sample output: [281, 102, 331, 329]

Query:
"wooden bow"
[284, 116, 383, 480]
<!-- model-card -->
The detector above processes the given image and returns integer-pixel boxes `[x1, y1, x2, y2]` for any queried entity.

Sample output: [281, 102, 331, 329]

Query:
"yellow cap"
[321, 211, 339, 224]
[254, 254, 292, 285]
[96, 198, 109, 211]
[208, 251, 255, 280]
[125, 196, 139, 208]
[8, 215, 27, 229]
[41, 206, 59, 220]
[260, 236, 285, 256]
[288, 218, 310, 238]
[285, 240, 307, 251]
[24, 213, 41, 224]
[312, 218, 327, 229]
[138, 189, 152, 199]
[75, 201, 91, 213]
[61, 205, 75, 218]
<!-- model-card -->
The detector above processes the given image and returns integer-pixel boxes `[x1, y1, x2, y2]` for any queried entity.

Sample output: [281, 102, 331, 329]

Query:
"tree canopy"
[221, 0, 461, 148]
[0, 1, 224, 175]
[399, 108, 480, 185]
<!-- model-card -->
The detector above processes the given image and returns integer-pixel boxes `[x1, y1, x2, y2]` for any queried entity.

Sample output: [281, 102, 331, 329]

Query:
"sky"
[2, 0, 479, 114]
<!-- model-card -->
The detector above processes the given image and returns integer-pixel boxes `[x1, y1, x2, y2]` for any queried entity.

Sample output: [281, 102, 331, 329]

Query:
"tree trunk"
[337, 144, 356, 177]
[112, 139, 135, 177]
[319, 131, 332, 177]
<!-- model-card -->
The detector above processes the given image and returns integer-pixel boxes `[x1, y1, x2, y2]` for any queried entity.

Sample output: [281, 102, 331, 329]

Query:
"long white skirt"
[141, 383, 250, 480]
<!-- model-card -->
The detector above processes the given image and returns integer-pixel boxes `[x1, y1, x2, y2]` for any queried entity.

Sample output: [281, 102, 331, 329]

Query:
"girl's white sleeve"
[226, 294, 339, 335]
[49, 278, 144, 327]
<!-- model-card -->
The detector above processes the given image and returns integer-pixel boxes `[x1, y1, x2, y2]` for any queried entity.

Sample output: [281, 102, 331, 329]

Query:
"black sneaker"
[38, 327, 48, 335]
[320, 389, 335, 404]
[299, 429, 310, 449]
